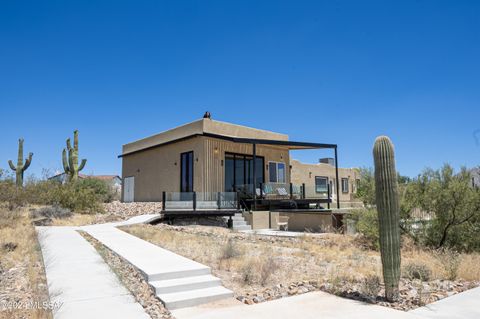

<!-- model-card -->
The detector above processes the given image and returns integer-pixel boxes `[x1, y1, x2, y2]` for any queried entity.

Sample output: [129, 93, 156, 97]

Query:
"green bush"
[348, 209, 379, 250]
[49, 181, 104, 214]
[0, 174, 106, 214]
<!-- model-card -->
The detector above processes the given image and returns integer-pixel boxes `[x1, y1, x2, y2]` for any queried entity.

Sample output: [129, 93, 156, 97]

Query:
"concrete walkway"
[410, 286, 480, 319]
[83, 225, 233, 309]
[37, 226, 150, 319]
[172, 291, 422, 319]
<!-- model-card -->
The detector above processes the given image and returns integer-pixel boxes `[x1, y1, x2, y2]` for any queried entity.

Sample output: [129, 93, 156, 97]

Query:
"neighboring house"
[290, 159, 362, 208]
[120, 115, 358, 232]
[470, 167, 480, 188]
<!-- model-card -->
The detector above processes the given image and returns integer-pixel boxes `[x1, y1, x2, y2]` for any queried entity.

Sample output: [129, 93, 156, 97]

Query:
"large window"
[225, 153, 264, 192]
[180, 151, 194, 192]
[341, 178, 349, 193]
[315, 176, 328, 193]
[268, 162, 286, 183]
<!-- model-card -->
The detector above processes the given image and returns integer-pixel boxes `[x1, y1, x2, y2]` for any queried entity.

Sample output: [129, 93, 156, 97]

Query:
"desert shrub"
[241, 259, 259, 285]
[348, 208, 379, 250]
[76, 178, 116, 203]
[221, 238, 241, 260]
[30, 205, 72, 219]
[360, 274, 381, 300]
[0, 209, 22, 228]
[49, 181, 104, 214]
[436, 249, 460, 280]
[402, 165, 480, 252]
[259, 256, 279, 286]
[403, 263, 432, 281]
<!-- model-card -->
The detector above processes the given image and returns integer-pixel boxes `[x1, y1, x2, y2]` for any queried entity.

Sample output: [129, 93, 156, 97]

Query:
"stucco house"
[120, 114, 361, 231]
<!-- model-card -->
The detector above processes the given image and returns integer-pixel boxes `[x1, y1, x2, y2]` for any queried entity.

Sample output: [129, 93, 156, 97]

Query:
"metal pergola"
[202, 132, 340, 210]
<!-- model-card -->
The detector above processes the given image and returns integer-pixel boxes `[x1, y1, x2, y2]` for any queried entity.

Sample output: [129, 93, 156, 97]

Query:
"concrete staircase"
[225, 212, 251, 231]
[84, 226, 233, 310]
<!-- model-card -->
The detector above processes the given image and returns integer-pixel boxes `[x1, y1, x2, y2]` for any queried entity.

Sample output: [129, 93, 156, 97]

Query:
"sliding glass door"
[225, 153, 264, 192]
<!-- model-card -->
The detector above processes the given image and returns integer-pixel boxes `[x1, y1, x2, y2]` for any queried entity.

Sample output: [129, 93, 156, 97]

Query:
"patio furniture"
[276, 215, 289, 231]
[277, 187, 288, 196]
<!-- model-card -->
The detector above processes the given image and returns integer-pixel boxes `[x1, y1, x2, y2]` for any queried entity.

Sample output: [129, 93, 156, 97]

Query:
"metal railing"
[162, 192, 238, 211]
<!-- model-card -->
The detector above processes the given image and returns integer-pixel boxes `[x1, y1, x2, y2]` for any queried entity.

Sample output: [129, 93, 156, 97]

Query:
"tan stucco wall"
[242, 211, 279, 230]
[122, 118, 288, 155]
[122, 136, 205, 202]
[278, 212, 333, 232]
[290, 159, 360, 204]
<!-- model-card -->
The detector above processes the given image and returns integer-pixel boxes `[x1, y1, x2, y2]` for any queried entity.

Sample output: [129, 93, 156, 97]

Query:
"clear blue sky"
[1, 1, 479, 178]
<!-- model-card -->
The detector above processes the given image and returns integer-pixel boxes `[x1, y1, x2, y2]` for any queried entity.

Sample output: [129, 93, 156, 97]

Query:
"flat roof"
[122, 118, 289, 155]
[119, 132, 336, 157]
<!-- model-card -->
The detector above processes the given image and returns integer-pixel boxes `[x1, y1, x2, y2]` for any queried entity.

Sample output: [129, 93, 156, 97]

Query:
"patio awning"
[202, 133, 337, 150]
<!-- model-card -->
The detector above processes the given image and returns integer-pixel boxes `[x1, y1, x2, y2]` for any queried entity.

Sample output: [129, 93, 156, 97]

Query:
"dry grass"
[0, 206, 52, 319]
[50, 213, 106, 226]
[122, 224, 480, 289]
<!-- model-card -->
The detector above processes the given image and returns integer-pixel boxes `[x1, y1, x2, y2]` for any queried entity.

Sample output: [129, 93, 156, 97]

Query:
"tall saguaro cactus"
[373, 136, 401, 302]
[62, 130, 87, 182]
[8, 138, 33, 187]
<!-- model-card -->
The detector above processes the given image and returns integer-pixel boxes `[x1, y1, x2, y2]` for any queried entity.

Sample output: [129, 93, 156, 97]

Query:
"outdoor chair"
[276, 215, 289, 231]
[276, 187, 289, 196]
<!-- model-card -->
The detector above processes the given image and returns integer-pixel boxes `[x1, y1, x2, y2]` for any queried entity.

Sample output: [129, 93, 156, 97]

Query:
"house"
[290, 159, 363, 208]
[470, 167, 480, 188]
[120, 115, 360, 231]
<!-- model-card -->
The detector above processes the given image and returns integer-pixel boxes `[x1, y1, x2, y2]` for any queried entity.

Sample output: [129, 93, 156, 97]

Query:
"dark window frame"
[225, 152, 265, 191]
[268, 161, 286, 183]
[315, 176, 329, 193]
[180, 151, 194, 192]
[341, 177, 349, 194]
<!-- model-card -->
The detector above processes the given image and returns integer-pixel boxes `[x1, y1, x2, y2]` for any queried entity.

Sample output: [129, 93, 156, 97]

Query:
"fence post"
[217, 192, 221, 209]
[237, 191, 240, 210]
[302, 183, 306, 199]
[162, 191, 166, 211]
[193, 192, 196, 211]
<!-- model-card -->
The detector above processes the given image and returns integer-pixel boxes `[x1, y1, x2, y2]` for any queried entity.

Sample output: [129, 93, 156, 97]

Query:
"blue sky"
[1, 0, 479, 178]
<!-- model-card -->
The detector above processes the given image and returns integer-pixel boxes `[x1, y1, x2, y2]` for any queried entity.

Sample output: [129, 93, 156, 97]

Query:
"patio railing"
[162, 191, 238, 211]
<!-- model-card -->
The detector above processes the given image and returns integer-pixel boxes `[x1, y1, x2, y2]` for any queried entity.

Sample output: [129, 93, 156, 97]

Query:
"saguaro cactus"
[8, 139, 33, 187]
[62, 130, 87, 182]
[373, 136, 401, 302]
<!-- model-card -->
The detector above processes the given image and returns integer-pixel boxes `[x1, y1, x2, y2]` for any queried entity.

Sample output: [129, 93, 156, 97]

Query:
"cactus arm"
[68, 148, 75, 172]
[8, 160, 16, 171]
[66, 138, 72, 151]
[73, 130, 79, 150]
[23, 152, 33, 171]
[62, 149, 70, 173]
[78, 159, 87, 172]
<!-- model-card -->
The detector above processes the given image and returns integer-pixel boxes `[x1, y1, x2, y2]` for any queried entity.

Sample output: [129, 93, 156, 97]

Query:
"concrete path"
[37, 226, 149, 319]
[83, 225, 233, 309]
[172, 291, 422, 319]
[410, 286, 480, 319]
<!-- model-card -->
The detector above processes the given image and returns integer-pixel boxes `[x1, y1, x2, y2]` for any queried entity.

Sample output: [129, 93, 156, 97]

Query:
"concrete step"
[157, 286, 233, 310]
[231, 216, 246, 221]
[148, 267, 211, 282]
[150, 275, 221, 294]
[232, 220, 247, 226]
[233, 225, 252, 231]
